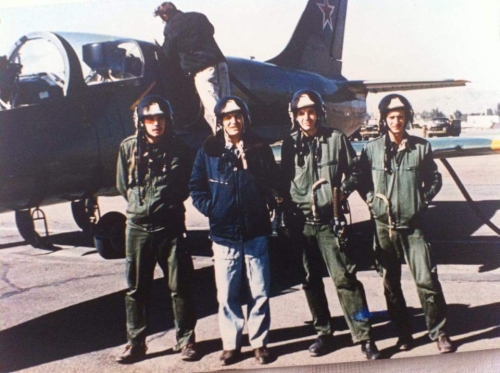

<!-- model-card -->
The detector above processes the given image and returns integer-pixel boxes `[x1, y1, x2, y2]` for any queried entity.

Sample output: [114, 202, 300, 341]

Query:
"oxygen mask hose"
[311, 178, 327, 222]
[375, 193, 393, 239]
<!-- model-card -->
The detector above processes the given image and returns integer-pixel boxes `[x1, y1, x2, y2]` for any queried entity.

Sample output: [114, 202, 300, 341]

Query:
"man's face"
[143, 114, 166, 143]
[160, 13, 169, 22]
[222, 111, 244, 140]
[386, 109, 406, 135]
[296, 106, 317, 135]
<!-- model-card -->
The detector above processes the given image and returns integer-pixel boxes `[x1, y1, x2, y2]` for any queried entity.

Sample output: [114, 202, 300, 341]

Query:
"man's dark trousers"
[301, 223, 372, 343]
[374, 222, 447, 340]
[125, 224, 196, 351]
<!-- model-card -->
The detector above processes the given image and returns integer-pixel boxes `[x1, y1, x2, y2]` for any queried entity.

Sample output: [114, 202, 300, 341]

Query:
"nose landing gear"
[14, 198, 126, 259]
[15, 208, 50, 249]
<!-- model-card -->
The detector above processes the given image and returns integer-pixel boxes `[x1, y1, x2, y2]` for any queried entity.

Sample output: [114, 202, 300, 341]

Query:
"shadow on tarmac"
[0, 299, 497, 370]
[1, 199, 498, 268]
[2, 241, 500, 373]
[324, 200, 500, 273]
[424, 200, 500, 241]
[374, 302, 500, 359]
[0, 231, 93, 251]
[426, 200, 500, 272]
[0, 264, 216, 373]
[0, 199, 498, 371]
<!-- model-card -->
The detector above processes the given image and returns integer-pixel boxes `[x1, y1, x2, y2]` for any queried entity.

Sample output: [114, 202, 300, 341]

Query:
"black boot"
[437, 335, 454, 353]
[361, 339, 382, 360]
[396, 334, 414, 351]
[308, 335, 333, 357]
[116, 342, 147, 364]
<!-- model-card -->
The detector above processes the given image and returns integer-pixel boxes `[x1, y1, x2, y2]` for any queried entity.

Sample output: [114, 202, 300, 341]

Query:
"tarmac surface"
[1, 130, 499, 372]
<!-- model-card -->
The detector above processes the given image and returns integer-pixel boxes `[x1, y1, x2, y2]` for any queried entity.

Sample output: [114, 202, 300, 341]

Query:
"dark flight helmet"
[289, 89, 326, 129]
[378, 93, 414, 132]
[136, 95, 174, 128]
[214, 96, 251, 130]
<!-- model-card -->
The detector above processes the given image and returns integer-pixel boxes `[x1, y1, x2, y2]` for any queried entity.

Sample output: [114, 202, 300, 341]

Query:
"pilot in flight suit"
[358, 93, 454, 354]
[115, 96, 198, 364]
[281, 89, 381, 360]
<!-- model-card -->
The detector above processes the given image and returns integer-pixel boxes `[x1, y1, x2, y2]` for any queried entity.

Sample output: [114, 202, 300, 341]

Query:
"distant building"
[464, 114, 500, 129]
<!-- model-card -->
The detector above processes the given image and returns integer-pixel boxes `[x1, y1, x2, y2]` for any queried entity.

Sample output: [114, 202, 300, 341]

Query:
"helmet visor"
[385, 97, 406, 111]
[294, 94, 316, 110]
[139, 102, 165, 119]
[219, 99, 242, 115]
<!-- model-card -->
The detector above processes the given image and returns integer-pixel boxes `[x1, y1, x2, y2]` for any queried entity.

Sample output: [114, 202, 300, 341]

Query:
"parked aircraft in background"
[0, 0, 497, 258]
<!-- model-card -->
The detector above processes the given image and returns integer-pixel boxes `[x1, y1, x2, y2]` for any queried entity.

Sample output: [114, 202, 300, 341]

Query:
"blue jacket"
[189, 131, 280, 242]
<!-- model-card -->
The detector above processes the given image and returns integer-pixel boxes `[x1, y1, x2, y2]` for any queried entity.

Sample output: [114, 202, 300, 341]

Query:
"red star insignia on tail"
[316, 0, 335, 31]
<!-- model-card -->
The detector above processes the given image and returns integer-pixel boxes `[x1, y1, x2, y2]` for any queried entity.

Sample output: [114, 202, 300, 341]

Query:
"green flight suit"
[359, 133, 447, 340]
[281, 126, 372, 343]
[116, 134, 196, 350]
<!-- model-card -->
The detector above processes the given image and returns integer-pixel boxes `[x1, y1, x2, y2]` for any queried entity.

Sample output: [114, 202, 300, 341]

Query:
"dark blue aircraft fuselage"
[0, 32, 364, 212]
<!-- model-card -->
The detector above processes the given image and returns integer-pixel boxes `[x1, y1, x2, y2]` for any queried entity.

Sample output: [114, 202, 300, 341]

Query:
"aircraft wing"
[345, 80, 469, 94]
[351, 136, 500, 158]
[420, 136, 500, 158]
[271, 136, 500, 162]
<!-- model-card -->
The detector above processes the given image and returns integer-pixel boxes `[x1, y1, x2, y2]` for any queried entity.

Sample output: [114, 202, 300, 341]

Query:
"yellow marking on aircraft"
[492, 138, 500, 151]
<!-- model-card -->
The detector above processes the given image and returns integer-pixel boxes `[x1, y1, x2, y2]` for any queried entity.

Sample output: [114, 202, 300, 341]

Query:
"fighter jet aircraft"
[0, 0, 497, 258]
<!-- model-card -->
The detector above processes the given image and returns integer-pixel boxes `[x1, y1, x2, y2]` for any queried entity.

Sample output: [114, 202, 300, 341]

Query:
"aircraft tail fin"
[267, 0, 348, 79]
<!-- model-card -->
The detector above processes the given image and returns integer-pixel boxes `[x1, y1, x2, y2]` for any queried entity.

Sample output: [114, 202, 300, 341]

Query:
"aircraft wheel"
[71, 197, 99, 232]
[93, 212, 126, 259]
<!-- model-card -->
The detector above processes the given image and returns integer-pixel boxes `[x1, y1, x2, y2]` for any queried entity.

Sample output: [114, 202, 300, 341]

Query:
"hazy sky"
[1, 0, 499, 114]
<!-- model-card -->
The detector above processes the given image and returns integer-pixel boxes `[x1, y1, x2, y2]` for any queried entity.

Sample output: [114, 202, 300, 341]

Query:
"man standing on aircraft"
[189, 96, 280, 366]
[154, 2, 230, 134]
[281, 89, 381, 360]
[115, 96, 198, 364]
[358, 94, 454, 353]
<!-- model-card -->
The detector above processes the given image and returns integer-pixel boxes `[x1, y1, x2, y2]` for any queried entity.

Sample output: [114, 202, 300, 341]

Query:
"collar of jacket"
[203, 130, 265, 157]
[383, 132, 416, 152]
[169, 9, 183, 22]
[294, 125, 332, 143]
[145, 132, 174, 152]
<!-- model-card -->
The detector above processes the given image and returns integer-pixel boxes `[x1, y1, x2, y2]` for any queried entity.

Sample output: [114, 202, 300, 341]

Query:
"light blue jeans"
[212, 235, 271, 350]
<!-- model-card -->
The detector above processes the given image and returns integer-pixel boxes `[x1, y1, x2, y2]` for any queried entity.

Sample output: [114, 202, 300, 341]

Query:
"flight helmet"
[214, 96, 251, 131]
[378, 93, 414, 132]
[136, 95, 174, 129]
[289, 89, 326, 129]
